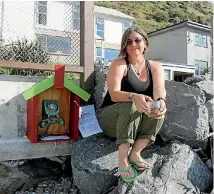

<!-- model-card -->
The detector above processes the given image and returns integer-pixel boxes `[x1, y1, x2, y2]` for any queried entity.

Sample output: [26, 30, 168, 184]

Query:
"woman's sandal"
[119, 164, 138, 183]
[130, 160, 153, 171]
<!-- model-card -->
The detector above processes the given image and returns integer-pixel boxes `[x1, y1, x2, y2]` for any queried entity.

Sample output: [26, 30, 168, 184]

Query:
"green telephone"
[38, 100, 65, 138]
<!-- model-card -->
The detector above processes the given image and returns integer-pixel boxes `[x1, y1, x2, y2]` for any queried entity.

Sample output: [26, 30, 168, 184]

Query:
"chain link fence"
[0, 1, 81, 76]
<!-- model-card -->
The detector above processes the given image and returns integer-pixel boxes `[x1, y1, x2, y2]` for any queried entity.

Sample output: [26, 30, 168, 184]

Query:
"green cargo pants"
[96, 102, 164, 145]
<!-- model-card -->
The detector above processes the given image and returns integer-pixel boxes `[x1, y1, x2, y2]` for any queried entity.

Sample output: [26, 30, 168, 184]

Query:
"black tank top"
[100, 57, 153, 108]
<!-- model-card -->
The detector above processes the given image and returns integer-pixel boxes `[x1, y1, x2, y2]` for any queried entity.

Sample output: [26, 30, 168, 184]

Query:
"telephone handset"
[38, 100, 65, 139]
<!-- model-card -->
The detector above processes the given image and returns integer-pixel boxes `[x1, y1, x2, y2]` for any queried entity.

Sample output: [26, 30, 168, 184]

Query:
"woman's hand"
[132, 94, 153, 113]
[152, 99, 166, 119]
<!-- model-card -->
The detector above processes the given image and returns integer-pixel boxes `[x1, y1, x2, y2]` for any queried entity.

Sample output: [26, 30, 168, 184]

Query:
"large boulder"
[94, 65, 109, 109]
[205, 99, 214, 131]
[0, 163, 29, 193]
[71, 134, 119, 194]
[192, 80, 214, 101]
[183, 75, 206, 85]
[71, 135, 213, 194]
[160, 81, 209, 149]
[110, 141, 213, 194]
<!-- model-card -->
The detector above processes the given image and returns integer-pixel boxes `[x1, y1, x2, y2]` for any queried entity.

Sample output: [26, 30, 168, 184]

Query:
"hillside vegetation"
[95, 1, 213, 33]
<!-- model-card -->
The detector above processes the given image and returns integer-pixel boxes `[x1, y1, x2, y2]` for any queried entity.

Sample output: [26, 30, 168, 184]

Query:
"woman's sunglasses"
[126, 38, 143, 45]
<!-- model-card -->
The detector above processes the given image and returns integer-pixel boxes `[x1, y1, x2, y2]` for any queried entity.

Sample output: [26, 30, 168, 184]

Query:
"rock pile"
[70, 67, 213, 194]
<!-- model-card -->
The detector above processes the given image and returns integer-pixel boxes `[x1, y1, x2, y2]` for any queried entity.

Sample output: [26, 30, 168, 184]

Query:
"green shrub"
[0, 38, 50, 63]
[153, 10, 169, 22]
[0, 38, 52, 76]
[168, 8, 187, 21]
[197, 15, 207, 25]
[188, 11, 199, 23]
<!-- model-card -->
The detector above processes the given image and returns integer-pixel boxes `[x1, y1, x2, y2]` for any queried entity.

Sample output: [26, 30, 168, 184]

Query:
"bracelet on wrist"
[128, 93, 133, 101]
[156, 97, 166, 103]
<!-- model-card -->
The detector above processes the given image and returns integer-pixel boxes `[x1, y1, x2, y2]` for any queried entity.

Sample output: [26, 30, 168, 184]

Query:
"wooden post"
[54, 65, 65, 88]
[27, 96, 39, 143]
[80, 1, 94, 92]
[69, 93, 80, 140]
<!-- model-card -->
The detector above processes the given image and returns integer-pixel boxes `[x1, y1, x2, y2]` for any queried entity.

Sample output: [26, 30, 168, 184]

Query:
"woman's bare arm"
[107, 59, 153, 113]
[150, 61, 166, 101]
[150, 61, 167, 118]
[107, 59, 131, 102]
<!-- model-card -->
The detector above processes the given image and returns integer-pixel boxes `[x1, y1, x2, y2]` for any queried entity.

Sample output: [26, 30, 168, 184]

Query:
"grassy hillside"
[94, 1, 213, 33]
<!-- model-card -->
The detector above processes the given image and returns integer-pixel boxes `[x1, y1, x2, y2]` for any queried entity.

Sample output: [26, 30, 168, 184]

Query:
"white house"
[0, 1, 80, 65]
[94, 5, 134, 63]
[147, 20, 212, 81]
[0, 1, 134, 65]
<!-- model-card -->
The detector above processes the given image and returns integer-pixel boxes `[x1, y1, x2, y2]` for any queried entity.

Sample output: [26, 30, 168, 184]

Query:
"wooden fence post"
[80, 1, 94, 92]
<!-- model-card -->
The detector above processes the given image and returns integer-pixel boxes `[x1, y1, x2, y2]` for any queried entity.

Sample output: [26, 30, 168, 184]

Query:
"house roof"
[148, 20, 211, 37]
[94, 5, 134, 20]
[22, 75, 90, 102]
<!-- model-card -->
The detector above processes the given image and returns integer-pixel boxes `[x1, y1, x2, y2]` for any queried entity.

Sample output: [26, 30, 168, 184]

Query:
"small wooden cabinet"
[22, 65, 90, 143]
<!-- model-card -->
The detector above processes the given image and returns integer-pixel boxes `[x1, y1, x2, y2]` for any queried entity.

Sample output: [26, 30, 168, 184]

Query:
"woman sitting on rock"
[96, 26, 166, 183]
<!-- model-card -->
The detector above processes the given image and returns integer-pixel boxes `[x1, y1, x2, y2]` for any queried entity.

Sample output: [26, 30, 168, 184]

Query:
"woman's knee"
[140, 115, 164, 136]
[119, 102, 137, 114]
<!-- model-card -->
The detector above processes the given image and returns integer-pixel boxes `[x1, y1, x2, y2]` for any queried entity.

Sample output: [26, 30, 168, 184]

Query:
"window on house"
[104, 49, 119, 62]
[195, 33, 207, 47]
[73, 3, 80, 30]
[37, 35, 71, 54]
[96, 47, 102, 61]
[195, 60, 208, 75]
[164, 70, 170, 80]
[37, 35, 47, 51]
[36, 1, 47, 25]
[96, 17, 104, 39]
[123, 22, 131, 32]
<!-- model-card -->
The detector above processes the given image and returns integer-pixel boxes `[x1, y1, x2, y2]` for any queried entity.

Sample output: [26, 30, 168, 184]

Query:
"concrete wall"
[0, 75, 73, 162]
[146, 26, 188, 65]
[0, 75, 46, 138]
